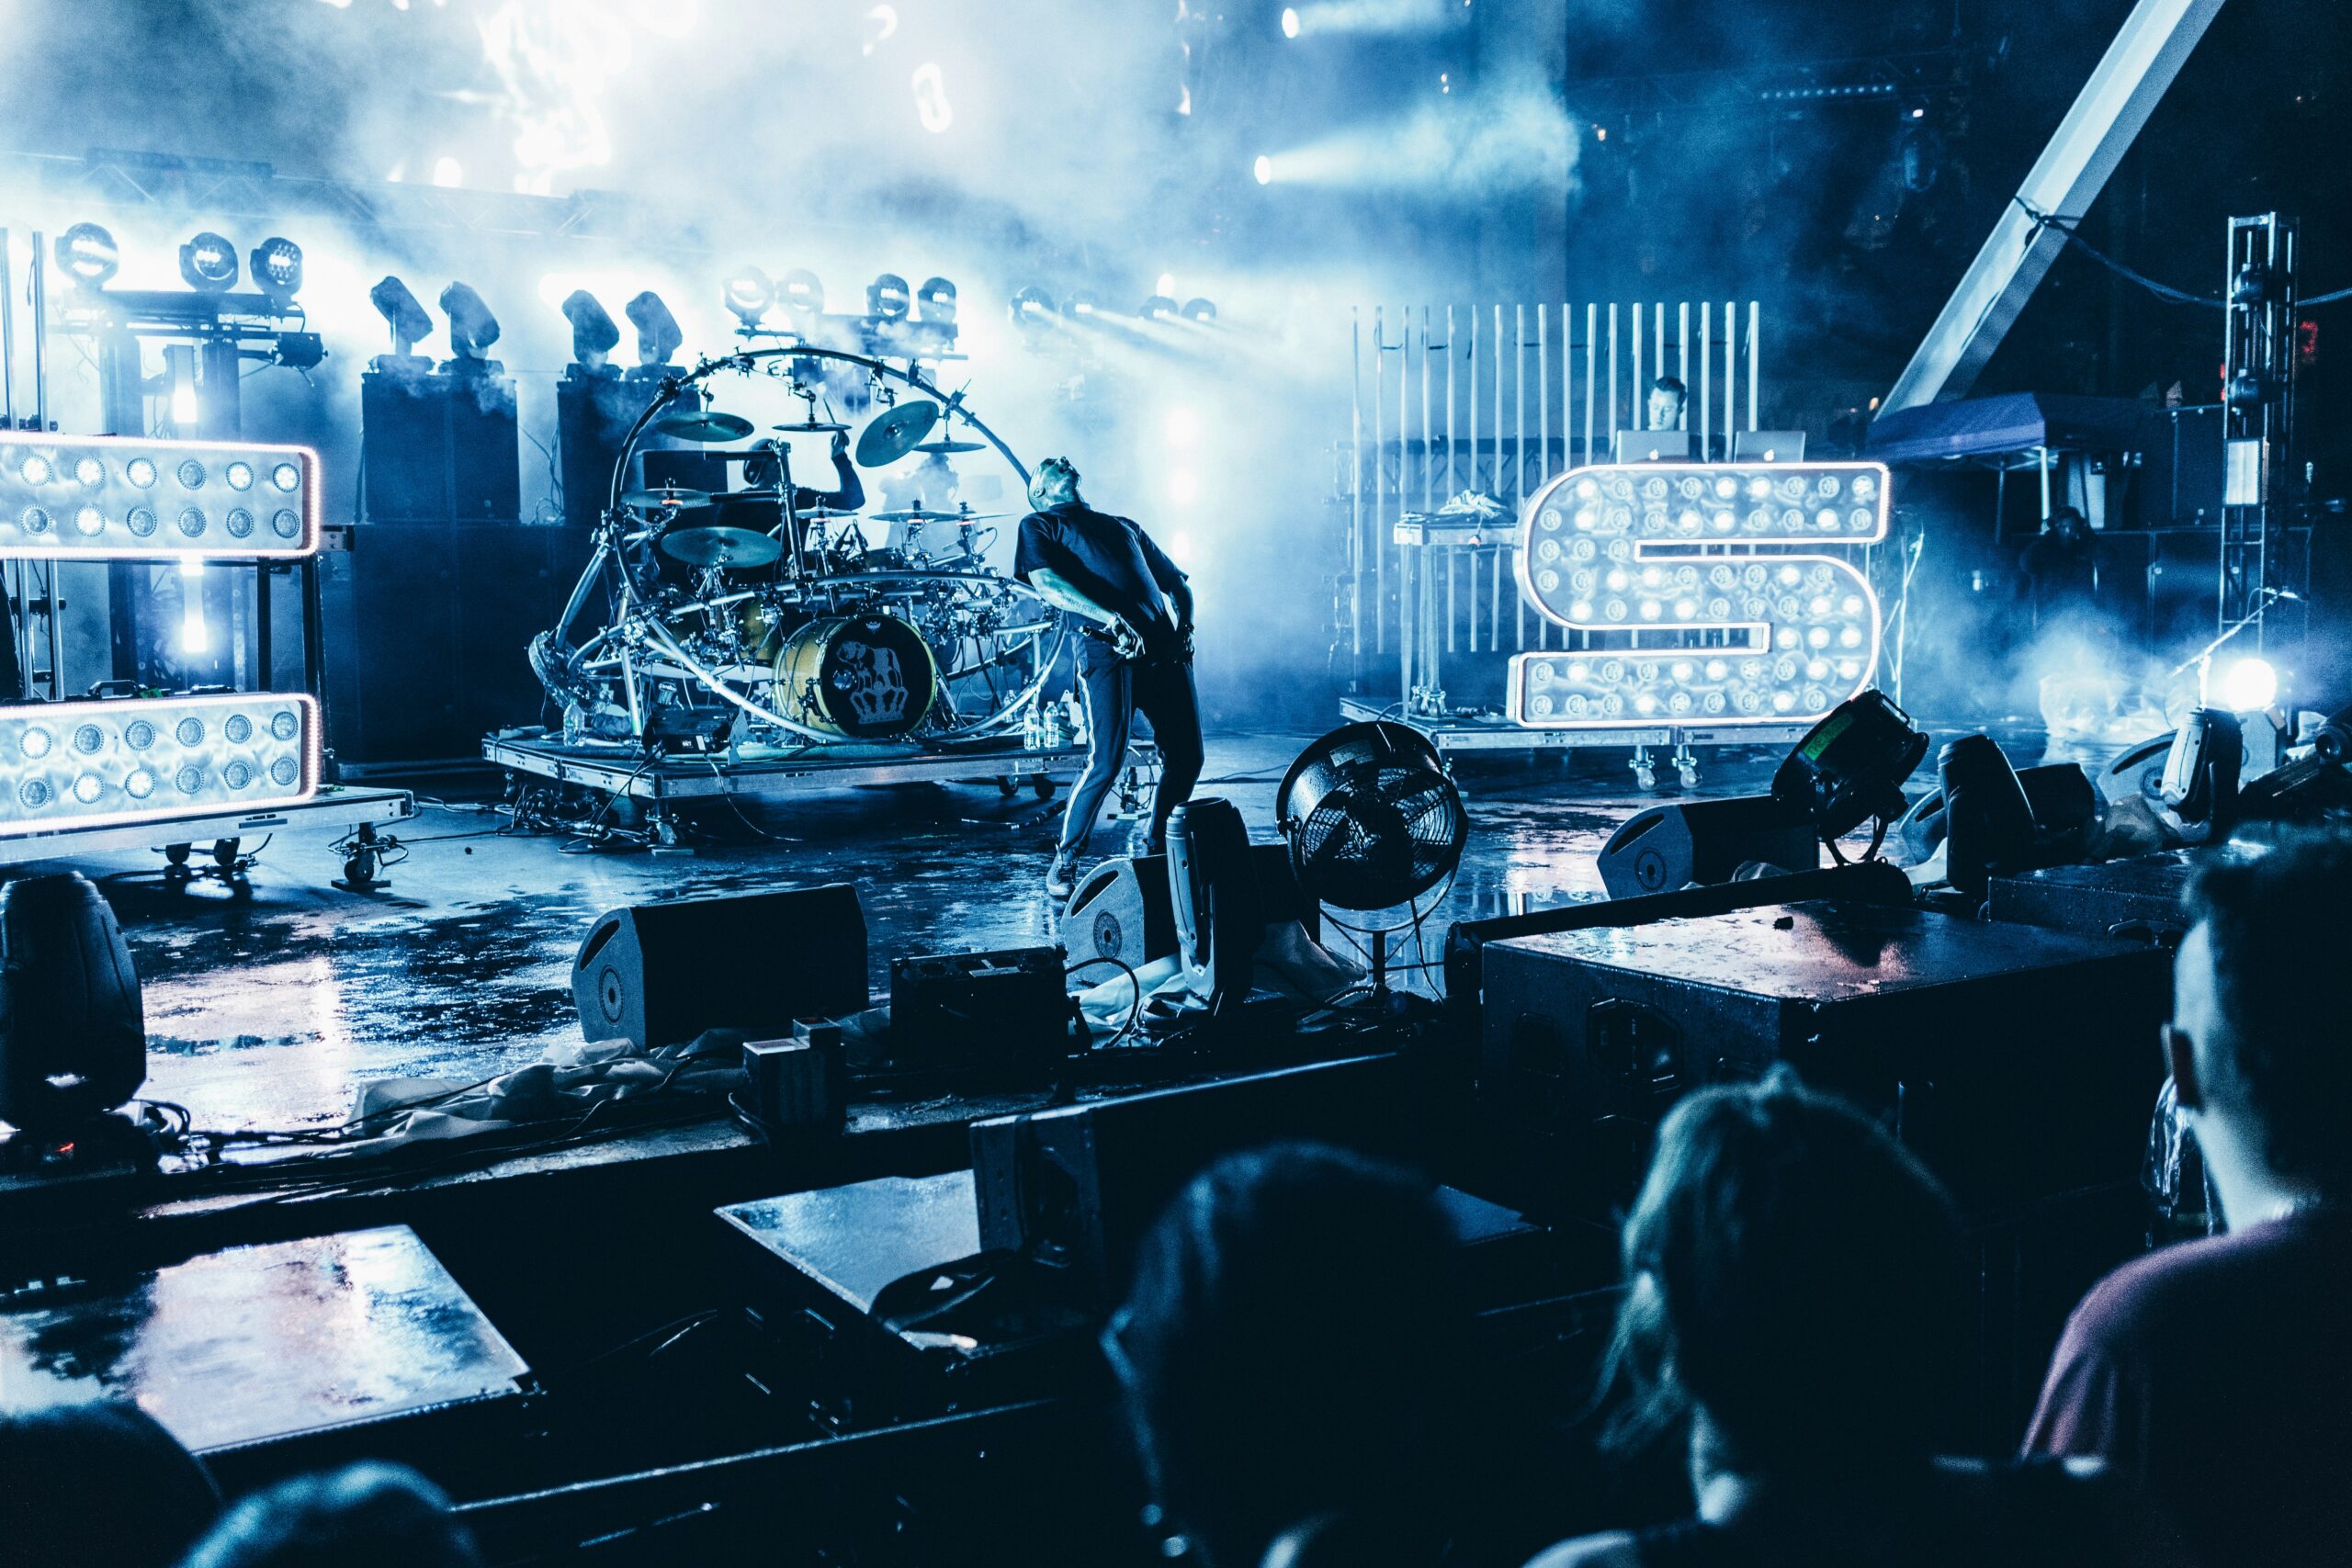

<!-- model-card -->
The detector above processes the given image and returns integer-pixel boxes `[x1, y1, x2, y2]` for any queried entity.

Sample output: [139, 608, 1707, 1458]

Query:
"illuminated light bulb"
[1713, 476, 1738, 498]
[1540, 508, 1563, 531]
[1640, 566, 1663, 588]
[1776, 628, 1800, 650]
[1638, 600, 1661, 621]
[1807, 626, 1831, 649]
[1807, 660, 1829, 680]
[1816, 508, 1839, 528]
[1253, 154, 1273, 185]
[126, 458, 156, 487]
[1839, 626, 1863, 649]
[1852, 475, 1877, 499]
[1711, 511, 1736, 533]
[1635, 694, 1658, 715]
[1748, 477, 1772, 499]
[1674, 599, 1697, 620]
[1567, 600, 1592, 621]
[1705, 660, 1728, 681]
[1838, 659, 1863, 679]
[125, 768, 155, 799]
[1576, 479, 1598, 499]
[1842, 595, 1863, 615]
[1605, 570, 1628, 592]
[19, 728, 51, 759]
[1809, 595, 1831, 616]
[2220, 657, 2278, 712]
[19, 456, 51, 485]
[226, 461, 254, 491]
[1772, 690, 1796, 712]
[74, 457, 104, 487]
[1573, 507, 1597, 530]
[1671, 661, 1695, 682]
[72, 773, 103, 805]
[1679, 510, 1702, 533]
[171, 381, 199, 425]
[73, 506, 104, 536]
[1567, 662, 1589, 681]
[1778, 565, 1803, 586]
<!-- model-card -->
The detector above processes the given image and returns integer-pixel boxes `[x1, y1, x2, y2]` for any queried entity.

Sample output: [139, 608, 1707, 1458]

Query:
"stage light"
[250, 237, 303, 304]
[0, 433, 319, 559]
[911, 62, 953, 132]
[0, 692, 320, 836]
[1281, 6, 1300, 37]
[1064, 291, 1100, 319]
[1254, 154, 1273, 185]
[626, 291, 682, 366]
[273, 333, 326, 371]
[2220, 656, 2278, 713]
[1010, 286, 1057, 323]
[432, 156, 464, 188]
[866, 273, 911, 321]
[1155, 271, 1177, 298]
[1181, 298, 1217, 323]
[1509, 461, 1892, 729]
[724, 265, 774, 327]
[1139, 295, 1180, 321]
[781, 269, 824, 316]
[438, 282, 501, 358]
[369, 276, 434, 355]
[53, 222, 119, 288]
[560, 290, 621, 366]
[178, 562, 209, 655]
[177, 231, 239, 292]
[916, 276, 957, 324]
[1164, 406, 1204, 448]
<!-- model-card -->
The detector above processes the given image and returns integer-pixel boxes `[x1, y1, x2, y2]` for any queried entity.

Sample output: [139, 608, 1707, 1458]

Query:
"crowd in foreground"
[6, 832, 2346, 1567]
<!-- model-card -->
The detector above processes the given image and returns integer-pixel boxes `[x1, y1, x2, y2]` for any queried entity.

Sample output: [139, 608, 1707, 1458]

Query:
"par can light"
[250, 236, 303, 303]
[54, 222, 119, 288]
[0, 433, 319, 559]
[0, 693, 320, 837]
[723, 265, 774, 326]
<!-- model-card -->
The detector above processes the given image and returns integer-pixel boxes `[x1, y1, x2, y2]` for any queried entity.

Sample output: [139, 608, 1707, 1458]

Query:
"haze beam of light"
[1261, 84, 1575, 194]
[1286, 0, 1468, 39]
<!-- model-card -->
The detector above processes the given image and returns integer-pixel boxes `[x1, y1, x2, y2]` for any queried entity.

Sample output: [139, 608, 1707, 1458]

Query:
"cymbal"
[868, 507, 1008, 524]
[772, 421, 851, 434]
[914, 439, 985, 455]
[621, 487, 713, 510]
[854, 400, 940, 468]
[655, 411, 755, 442]
[660, 526, 784, 569]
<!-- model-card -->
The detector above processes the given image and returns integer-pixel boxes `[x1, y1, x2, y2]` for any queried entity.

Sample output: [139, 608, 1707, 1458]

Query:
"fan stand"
[1367, 929, 1395, 1004]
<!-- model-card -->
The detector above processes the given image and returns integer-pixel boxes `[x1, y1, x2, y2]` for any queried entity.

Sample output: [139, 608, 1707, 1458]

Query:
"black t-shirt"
[1012, 502, 1186, 668]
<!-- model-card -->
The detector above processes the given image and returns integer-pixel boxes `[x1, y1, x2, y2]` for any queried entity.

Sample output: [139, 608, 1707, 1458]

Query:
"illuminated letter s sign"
[1508, 462, 1890, 728]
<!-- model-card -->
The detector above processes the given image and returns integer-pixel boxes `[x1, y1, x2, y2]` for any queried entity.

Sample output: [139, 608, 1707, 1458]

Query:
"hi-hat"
[913, 439, 985, 455]
[621, 486, 713, 510]
[854, 401, 940, 468]
[655, 411, 755, 442]
[772, 420, 851, 434]
[660, 526, 783, 569]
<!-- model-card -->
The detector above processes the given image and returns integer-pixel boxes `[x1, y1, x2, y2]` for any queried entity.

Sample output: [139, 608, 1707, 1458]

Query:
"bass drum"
[773, 613, 939, 739]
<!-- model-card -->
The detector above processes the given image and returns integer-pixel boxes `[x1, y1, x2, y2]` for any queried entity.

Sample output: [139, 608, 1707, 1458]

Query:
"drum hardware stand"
[1114, 742, 1163, 820]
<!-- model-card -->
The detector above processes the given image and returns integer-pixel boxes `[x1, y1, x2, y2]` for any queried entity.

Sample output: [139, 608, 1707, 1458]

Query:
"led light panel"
[0, 693, 321, 836]
[0, 433, 320, 559]
[1509, 462, 1891, 728]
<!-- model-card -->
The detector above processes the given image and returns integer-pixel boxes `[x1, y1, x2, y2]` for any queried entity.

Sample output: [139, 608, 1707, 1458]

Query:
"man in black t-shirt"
[1012, 457, 1201, 899]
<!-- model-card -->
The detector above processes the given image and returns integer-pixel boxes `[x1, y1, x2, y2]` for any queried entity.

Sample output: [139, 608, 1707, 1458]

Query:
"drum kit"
[528, 346, 1062, 752]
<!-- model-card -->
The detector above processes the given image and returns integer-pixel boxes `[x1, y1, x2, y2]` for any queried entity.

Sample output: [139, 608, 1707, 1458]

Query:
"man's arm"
[804, 431, 866, 513]
[1030, 567, 1142, 655]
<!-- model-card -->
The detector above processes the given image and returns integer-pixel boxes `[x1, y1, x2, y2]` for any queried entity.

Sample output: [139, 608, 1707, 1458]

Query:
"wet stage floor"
[65, 731, 1803, 1134]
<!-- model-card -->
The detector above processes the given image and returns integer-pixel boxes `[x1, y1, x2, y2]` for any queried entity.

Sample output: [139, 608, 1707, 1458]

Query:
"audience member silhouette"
[176, 1461, 482, 1568]
[0, 1402, 221, 1568]
[1528, 1071, 2154, 1568]
[1105, 1141, 1470, 1568]
[2027, 829, 2352, 1562]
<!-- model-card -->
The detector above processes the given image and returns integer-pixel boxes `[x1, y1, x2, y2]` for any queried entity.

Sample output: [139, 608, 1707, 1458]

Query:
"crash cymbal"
[854, 400, 940, 468]
[867, 507, 963, 523]
[913, 439, 985, 455]
[771, 421, 851, 434]
[621, 486, 713, 510]
[660, 526, 784, 569]
[655, 411, 756, 443]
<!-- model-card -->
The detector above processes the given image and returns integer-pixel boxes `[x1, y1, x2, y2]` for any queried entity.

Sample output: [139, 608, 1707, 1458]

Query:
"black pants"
[1059, 654, 1204, 859]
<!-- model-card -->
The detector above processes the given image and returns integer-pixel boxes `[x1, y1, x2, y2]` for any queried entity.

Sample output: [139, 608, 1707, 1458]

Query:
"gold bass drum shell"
[772, 614, 939, 739]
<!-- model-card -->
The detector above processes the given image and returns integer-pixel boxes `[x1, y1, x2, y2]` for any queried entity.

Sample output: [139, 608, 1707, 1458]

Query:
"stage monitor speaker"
[573, 884, 867, 1050]
[359, 361, 522, 524]
[971, 1052, 1408, 1303]
[1057, 844, 1313, 970]
[1597, 794, 1820, 898]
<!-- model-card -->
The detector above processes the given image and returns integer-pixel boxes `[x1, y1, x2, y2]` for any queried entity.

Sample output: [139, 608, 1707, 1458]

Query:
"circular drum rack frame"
[532, 344, 1067, 750]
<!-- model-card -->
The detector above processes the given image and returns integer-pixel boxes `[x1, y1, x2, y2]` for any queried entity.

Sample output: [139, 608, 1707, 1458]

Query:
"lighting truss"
[0, 692, 321, 837]
[1510, 462, 1892, 728]
[0, 433, 320, 559]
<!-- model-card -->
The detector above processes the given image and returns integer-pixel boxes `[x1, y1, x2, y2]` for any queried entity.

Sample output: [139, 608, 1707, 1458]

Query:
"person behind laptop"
[1645, 376, 1685, 432]
[2025, 829, 2352, 1563]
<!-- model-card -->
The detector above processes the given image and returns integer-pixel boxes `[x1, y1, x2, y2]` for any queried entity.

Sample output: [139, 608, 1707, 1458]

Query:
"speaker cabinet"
[320, 524, 592, 766]
[572, 884, 868, 1050]
[360, 360, 522, 524]
[1058, 845, 1318, 971]
[1597, 795, 1820, 898]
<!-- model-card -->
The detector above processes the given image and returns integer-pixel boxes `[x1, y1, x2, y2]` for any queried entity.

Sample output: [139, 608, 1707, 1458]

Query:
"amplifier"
[359, 360, 521, 524]
[971, 1053, 1408, 1303]
[1985, 852, 2208, 945]
[1478, 900, 2167, 1218]
[888, 947, 1073, 1081]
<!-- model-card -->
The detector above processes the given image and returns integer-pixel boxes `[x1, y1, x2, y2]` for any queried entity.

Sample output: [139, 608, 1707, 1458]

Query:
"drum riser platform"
[486, 736, 1086, 803]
